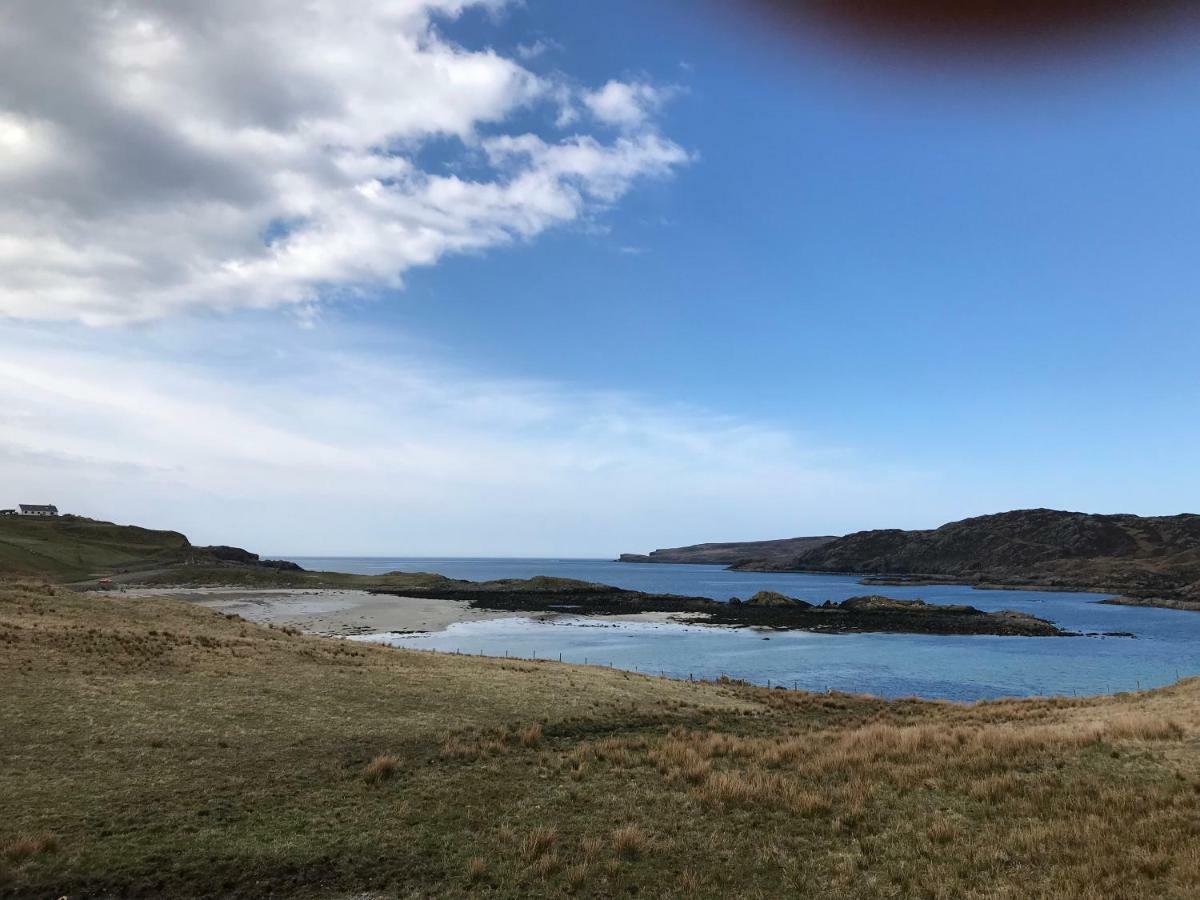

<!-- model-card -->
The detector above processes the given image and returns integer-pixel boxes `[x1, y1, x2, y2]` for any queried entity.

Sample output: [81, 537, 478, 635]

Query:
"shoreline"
[117, 587, 708, 636]
[117, 587, 520, 636]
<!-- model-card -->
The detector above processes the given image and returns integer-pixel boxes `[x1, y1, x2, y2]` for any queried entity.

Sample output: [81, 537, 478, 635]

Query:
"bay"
[286, 556, 1200, 701]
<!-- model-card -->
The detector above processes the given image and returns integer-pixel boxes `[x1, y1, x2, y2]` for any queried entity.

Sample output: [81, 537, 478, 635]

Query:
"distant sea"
[284, 556, 1200, 702]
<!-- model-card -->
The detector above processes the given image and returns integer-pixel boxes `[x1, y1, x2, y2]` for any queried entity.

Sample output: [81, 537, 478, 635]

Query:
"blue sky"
[2, 1, 1198, 553]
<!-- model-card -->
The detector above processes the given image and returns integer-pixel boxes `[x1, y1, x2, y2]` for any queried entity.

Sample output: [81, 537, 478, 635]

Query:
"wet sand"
[117, 587, 708, 636]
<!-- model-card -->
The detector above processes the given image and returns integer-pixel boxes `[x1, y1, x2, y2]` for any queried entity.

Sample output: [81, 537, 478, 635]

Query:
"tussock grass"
[465, 856, 487, 883]
[518, 723, 544, 747]
[529, 851, 560, 878]
[678, 867, 704, 894]
[578, 835, 605, 864]
[3, 581, 1200, 899]
[563, 862, 589, 889]
[611, 825, 650, 860]
[2, 833, 57, 863]
[520, 826, 557, 862]
[363, 754, 401, 783]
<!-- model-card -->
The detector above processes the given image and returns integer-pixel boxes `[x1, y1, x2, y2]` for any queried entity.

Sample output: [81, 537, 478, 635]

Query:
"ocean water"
[285, 556, 1200, 701]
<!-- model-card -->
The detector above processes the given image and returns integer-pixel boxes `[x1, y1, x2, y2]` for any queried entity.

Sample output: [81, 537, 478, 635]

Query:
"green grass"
[0, 517, 190, 581]
[0, 515, 623, 594]
[2, 581, 1199, 898]
[0, 516, 462, 590]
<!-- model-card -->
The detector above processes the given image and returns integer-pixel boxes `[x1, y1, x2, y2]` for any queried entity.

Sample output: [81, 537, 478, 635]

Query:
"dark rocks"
[201, 545, 260, 564]
[372, 579, 1067, 637]
[197, 546, 304, 572]
[746, 590, 812, 608]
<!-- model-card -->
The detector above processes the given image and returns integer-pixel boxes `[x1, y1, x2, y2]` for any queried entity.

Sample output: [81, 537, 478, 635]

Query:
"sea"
[284, 556, 1200, 702]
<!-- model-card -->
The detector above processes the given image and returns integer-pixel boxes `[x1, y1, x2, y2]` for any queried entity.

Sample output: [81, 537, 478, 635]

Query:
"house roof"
[19, 504, 58, 513]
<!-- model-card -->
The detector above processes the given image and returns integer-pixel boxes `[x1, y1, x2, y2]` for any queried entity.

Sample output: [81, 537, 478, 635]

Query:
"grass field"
[2, 580, 1199, 898]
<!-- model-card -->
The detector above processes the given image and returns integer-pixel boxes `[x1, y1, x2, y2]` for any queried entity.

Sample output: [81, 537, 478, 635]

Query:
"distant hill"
[619, 536, 838, 566]
[730, 509, 1200, 602]
[0, 515, 300, 583]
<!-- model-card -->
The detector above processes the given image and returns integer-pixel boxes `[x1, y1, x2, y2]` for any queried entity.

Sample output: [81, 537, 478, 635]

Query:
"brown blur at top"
[736, 0, 1197, 58]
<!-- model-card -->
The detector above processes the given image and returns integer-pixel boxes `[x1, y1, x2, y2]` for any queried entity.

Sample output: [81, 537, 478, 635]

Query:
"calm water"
[286, 556, 1200, 701]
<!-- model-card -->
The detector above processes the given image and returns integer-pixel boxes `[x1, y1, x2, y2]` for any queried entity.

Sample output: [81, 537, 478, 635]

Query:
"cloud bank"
[0, 0, 688, 324]
[0, 324, 929, 554]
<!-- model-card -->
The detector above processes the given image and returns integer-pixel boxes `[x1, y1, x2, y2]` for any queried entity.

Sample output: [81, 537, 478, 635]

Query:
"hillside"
[0, 516, 301, 583]
[3, 581, 1199, 898]
[731, 509, 1200, 603]
[0, 515, 193, 581]
[619, 535, 837, 566]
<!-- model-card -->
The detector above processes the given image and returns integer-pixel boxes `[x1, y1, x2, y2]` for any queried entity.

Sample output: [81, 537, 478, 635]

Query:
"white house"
[19, 504, 59, 517]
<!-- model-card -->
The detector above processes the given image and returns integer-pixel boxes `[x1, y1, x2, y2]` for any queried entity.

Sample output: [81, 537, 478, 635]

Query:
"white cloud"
[0, 1, 687, 325]
[583, 80, 674, 129]
[516, 38, 560, 61]
[0, 324, 931, 555]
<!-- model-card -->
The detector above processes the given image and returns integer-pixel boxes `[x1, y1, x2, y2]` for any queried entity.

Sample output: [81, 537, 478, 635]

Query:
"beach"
[116, 587, 522, 636]
[117, 587, 709, 636]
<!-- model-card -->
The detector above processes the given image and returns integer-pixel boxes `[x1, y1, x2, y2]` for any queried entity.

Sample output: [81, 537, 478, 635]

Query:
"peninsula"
[618, 535, 836, 566]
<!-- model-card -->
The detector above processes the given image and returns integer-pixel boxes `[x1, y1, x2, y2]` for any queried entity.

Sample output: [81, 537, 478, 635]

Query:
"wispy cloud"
[0, 323, 930, 554]
[516, 38, 562, 61]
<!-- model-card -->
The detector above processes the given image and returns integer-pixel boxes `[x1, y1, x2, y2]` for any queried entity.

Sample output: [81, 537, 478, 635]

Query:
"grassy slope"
[0, 517, 190, 582]
[3, 581, 1200, 899]
[0, 516, 480, 590]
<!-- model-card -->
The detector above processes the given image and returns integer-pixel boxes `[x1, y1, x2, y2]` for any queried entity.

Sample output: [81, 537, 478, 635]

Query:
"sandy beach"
[117, 587, 524, 636]
[117, 587, 712, 636]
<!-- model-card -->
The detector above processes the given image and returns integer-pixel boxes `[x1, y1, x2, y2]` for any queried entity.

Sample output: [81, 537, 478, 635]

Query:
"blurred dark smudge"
[736, 0, 1197, 58]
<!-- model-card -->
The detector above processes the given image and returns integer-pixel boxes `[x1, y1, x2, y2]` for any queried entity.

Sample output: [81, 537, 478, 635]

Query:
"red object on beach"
[98, 578, 112, 584]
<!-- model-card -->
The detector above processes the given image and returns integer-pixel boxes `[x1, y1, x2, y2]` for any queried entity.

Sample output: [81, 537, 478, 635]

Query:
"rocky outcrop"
[746, 590, 812, 608]
[198, 546, 305, 572]
[201, 545, 261, 565]
[730, 509, 1200, 604]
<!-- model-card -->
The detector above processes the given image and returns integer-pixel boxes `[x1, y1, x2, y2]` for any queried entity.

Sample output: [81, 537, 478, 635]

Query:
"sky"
[2, 0, 1199, 555]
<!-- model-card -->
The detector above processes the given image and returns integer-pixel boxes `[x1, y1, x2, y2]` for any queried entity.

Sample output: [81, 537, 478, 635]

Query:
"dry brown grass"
[465, 856, 487, 883]
[578, 835, 605, 864]
[679, 867, 704, 895]
[4, 581, 1200, 899]
[529, 851, 560, 878]
[2, 833, 57, 863]
[563, 862, 589, 890]
[362, 753, 401, 783]
[518, 722, 544, 747]
[611, 824, 650, 860]
[520, 826, 557, 862]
